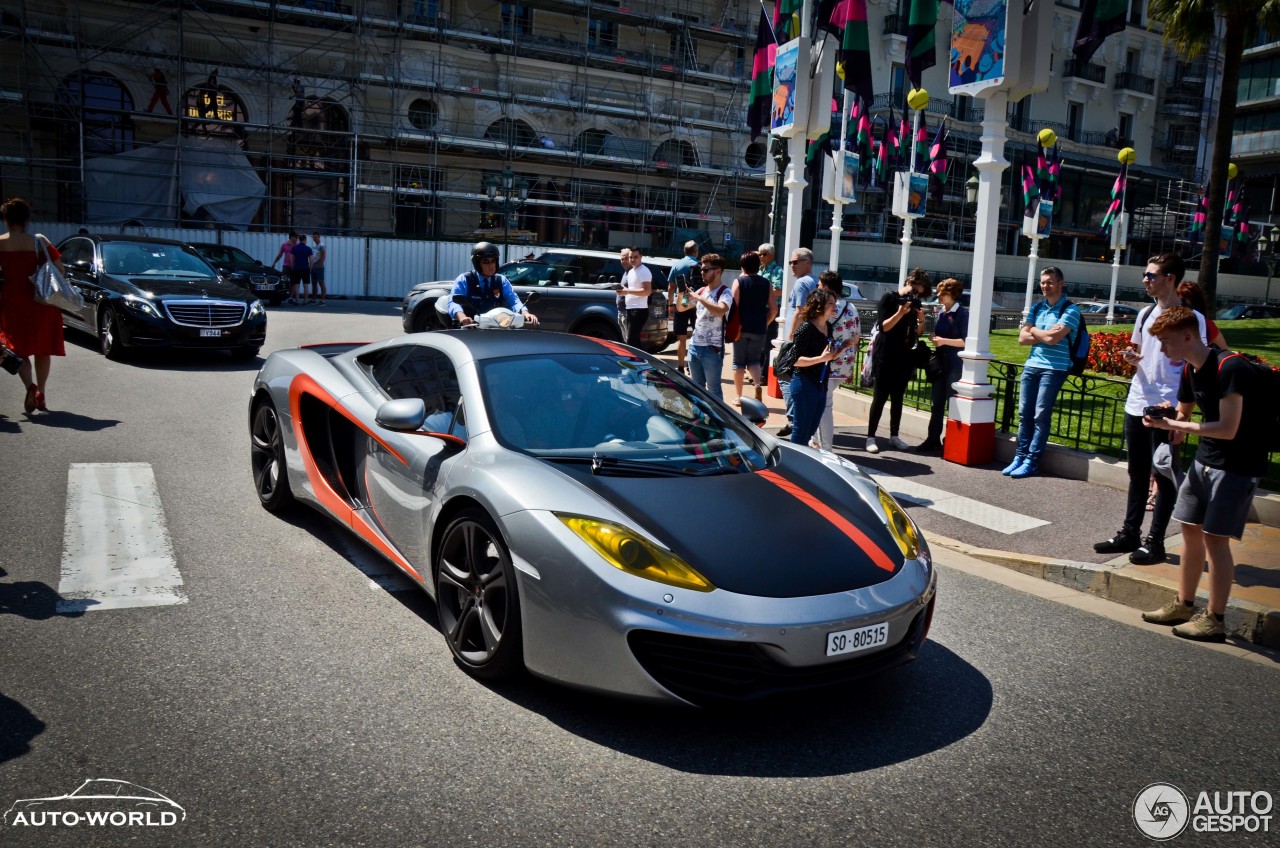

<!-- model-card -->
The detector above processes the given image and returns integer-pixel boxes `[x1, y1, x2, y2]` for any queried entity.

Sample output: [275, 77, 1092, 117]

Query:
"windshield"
[480, 353, 768, 473]
[500, 261, 560, 286]
[1217, 305, 1245, 320]
[103, 243, 217, 279]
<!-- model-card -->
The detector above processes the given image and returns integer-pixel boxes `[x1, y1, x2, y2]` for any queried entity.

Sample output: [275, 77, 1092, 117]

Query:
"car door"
[56, 237, 101, 330]
[357, 344, 466, 569]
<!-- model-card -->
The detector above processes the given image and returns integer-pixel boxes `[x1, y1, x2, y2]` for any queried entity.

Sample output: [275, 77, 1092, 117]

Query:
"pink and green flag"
[1021, 164, 1041, 220]
[905, 0, 939, 88]
[928, 121, 948, 203]
[1188, 187, 1208, 253]
[746, 7, 775, 141]
[774, 0, 802, 43]
[1100, 163, 1128, 233]
[1073, 0, 1126, 67]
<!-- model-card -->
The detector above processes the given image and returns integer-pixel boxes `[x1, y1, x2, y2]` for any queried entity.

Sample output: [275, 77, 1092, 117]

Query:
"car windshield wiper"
[542, 453, 699, 477]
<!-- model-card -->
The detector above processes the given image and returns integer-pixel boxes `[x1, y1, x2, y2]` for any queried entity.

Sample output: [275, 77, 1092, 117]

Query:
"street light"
[966, 174, 980, 206]
[484, 165, 531, 263]
[1261, 226, 1280, 305]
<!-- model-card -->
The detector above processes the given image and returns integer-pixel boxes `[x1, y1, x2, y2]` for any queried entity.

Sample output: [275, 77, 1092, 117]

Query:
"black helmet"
[471, 241, 500, 271]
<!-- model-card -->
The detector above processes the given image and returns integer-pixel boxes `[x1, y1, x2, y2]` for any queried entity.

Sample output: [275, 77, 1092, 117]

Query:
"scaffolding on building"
[0, 0, 765, 254]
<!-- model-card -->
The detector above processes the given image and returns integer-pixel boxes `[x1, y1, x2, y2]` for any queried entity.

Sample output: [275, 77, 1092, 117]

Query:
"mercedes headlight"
[121, 295, 160, 317]
[558, 515, 713, 592]
[248, 299, 265, 318]
[877, 488, 921, 560]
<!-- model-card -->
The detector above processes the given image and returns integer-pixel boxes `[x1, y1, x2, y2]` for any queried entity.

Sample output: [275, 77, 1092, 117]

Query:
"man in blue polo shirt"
[1003, 266, 1081, 479]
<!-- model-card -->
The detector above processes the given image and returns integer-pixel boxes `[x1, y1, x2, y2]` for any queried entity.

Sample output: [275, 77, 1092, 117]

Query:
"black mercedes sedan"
[57, 234, 267, 360]
[188, 242, 287, 305]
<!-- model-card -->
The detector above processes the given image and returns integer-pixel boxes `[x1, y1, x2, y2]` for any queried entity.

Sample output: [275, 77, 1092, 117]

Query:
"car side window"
[59, 238, 92, 270]
[363, 346, 462, 426]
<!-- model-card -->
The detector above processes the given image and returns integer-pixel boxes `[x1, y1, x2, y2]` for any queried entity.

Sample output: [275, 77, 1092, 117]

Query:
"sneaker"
[888, 436, 910, 450]
[776, 424, 792, 439]
[1008, 459, 1038, 479]
[916, 440, 943, 452]
[1000, 455, 1025, 476]
[865, 438, 880, 454]
[1172, 609, 1226, 643]
[1094, 531, 1140, 554]
[1142, 598, 1195, 626]
[1129, 537, 1167, 565]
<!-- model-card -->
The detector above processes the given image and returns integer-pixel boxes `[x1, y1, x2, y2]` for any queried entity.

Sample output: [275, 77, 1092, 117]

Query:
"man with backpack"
[1095, 253, 1208, 564]
[683, 253, 734, 401]
[1139, 306, 1271, 642]
[1003, 266, 1082, 479]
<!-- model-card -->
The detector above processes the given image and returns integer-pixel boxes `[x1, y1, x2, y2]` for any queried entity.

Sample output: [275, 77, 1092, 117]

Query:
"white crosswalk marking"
[57, 463, 188, 613]
[869, 471, 1050, 535]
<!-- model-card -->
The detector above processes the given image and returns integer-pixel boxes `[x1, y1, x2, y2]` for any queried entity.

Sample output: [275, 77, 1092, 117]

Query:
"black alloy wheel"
[435, 509, 523, 679]
[250, 399, 295, 512]
[99, 306, 123, 360]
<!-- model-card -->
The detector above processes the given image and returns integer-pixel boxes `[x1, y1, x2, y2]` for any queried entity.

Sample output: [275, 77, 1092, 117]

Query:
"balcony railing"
[1114, 72, 1155, 95]
[1063, 59, 1106, 84]
[882, 14, 909, 36]
[1080, 130, 1132, 148]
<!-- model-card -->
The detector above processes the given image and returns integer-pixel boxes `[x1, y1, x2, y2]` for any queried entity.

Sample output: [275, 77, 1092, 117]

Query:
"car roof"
[398, 329, 645, 363]
[64, 234, 195, 246]
[533, 248, 678, 267]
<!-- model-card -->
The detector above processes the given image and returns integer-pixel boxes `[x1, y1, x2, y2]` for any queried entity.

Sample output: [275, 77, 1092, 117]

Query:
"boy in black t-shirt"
[1139, 307, 1266, 642]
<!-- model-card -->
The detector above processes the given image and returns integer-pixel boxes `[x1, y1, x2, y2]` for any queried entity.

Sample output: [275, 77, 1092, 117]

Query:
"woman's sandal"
[23, 384, 37, 413]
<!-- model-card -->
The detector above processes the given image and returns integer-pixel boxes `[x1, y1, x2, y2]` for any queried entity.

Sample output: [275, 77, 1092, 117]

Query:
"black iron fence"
[841, 343, 1279, 488]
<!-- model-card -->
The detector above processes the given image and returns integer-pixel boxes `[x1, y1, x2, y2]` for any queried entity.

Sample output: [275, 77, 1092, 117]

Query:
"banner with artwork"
[949, 0, 1007, 95]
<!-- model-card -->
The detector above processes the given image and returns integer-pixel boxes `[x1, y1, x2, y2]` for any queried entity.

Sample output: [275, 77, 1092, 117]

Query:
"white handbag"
[30, 234, 83, 312]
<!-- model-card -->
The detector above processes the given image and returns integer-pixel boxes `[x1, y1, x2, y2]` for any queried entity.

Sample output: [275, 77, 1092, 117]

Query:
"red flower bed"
[1088, 330, 1136, 377]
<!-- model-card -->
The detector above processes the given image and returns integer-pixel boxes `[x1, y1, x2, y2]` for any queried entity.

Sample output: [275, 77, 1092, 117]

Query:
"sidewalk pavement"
[665, 349, 1280, 649]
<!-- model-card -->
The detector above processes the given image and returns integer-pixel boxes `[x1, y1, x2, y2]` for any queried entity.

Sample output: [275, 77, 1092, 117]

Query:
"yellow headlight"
[878, 489, 920, 560]
[558, 515, 714, 592]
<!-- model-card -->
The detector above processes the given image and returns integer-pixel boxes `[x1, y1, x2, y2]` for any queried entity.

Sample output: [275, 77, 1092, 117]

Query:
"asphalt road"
[1, 302, 1277, 847]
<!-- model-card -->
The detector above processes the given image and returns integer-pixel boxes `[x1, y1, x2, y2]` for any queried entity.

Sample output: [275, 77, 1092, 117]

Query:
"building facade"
[0, 0, 1230, 269]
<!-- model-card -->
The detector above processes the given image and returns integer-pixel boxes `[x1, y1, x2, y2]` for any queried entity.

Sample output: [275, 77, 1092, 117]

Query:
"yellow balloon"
[906, 88, 929, 111]
[1117, 147, 1137, 165]
[1037, 128, 1057, 149]
[1228, 162, 1239, 179]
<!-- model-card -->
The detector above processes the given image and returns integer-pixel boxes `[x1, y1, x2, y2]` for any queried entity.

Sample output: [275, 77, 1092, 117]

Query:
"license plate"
[825, 622, 889, 657]
[253, 283, 274, 290]
[200, 329, 222, 338]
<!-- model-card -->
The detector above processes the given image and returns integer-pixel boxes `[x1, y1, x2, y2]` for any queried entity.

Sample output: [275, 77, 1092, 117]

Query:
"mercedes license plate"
[825, 622, 888, 657]
[200, 329, 222, 338]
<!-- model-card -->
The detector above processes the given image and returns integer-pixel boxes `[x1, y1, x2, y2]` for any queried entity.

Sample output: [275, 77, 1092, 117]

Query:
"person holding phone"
[1093, 253, 1207, 564]
[788, 288, 839, 447]
[813, 271, 860, 450]
[666, 240, 699, 373]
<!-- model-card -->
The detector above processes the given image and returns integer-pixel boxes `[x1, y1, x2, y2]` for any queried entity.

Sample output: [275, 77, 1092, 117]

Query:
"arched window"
[484, 118, 536, 149]
[572, 129, 611, 156]
[408, 98, 438, 131]
[653, 138, 699, 168]
[182, 85, 247, 141]
[58, 73, 134, 155]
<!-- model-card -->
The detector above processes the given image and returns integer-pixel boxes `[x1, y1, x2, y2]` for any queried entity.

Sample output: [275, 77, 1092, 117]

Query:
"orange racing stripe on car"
[757, 469, 896, 573]
[287, 374, 423, 581]
[585, 337, 640, 358]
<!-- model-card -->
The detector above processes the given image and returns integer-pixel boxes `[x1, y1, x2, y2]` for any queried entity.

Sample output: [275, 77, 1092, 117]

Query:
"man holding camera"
[1139, 306, 1267, 642]
[666, 240, 700, 373]
[865, 270, 929, 454]
[1095, 253, 1208, 564]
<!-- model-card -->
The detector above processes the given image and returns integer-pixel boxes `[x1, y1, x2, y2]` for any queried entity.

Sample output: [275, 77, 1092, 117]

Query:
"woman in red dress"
[0, 197, 66, 414]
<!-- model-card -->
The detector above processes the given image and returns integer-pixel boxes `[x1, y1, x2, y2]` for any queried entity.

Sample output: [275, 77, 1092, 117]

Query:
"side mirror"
[736, 396, 769, 426]
[376, 398, 426, 432]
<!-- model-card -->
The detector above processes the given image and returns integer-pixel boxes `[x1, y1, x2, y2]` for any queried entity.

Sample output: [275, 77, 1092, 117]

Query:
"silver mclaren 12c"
[248, 314, 936, 705]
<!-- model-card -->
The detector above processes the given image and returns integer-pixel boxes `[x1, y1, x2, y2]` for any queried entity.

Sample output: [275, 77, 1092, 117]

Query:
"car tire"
[573, 319, 622, 344]
[99, 306, 125, 360]
[435, 508, 524, 680]
[411, 302, 440, 333]
[250, 399, 295, 513]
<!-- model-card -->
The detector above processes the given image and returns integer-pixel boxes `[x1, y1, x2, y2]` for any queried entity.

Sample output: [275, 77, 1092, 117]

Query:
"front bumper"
[504, 509, 936, 705]
[115, 304, 267, 350]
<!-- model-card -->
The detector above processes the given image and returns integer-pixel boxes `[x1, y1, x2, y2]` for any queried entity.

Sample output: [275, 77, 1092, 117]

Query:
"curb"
[928, 534, 1280, 649]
